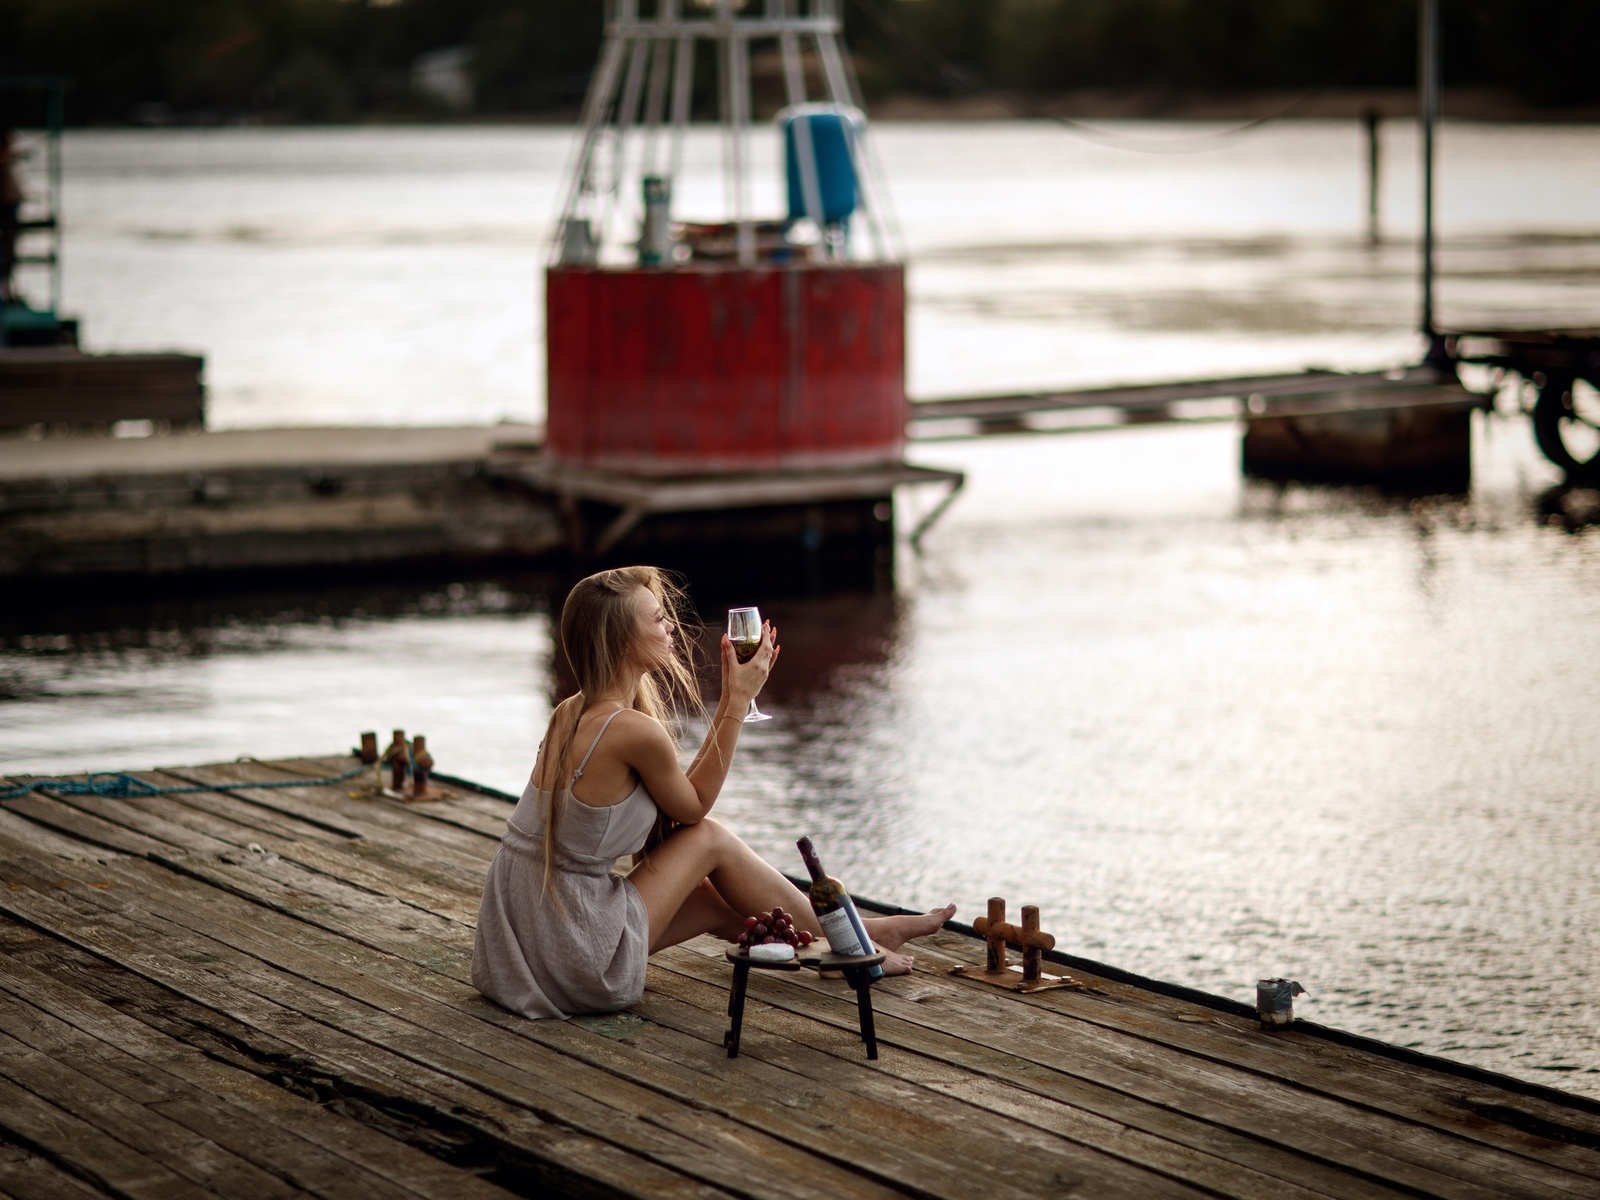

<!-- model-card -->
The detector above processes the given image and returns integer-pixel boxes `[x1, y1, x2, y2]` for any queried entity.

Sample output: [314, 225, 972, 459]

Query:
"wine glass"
[727, 607, 772, 723]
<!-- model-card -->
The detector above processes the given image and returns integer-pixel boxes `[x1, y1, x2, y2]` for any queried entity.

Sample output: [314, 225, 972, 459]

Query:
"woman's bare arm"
[618, 626, 777, 823]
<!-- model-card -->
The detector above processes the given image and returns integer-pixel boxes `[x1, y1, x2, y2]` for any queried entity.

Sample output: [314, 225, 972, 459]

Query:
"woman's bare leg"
[861, 907, 959, 952]
[651, 877, 743, 951]
[628, 819, 956, 971]
[629, 818, 813, 952]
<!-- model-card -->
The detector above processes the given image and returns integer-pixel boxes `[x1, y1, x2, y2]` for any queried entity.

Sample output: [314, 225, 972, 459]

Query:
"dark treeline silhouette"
[0, 0, 1593, 124]
[863, 0, 1596, 109]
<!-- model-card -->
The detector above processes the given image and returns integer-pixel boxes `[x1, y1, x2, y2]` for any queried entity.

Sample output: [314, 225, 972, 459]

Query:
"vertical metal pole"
[641, 37, 671, 177]
[781, 29, 827, 261]
[598, 35, 650, 257]
[816, 30, 886, 260]
[668, 33, 694, 203]
[717, 12, 735, 232]
[838, 34, 904, 260]
[1363, 109, 1380, 246]
[48, 81, 64, 314]
[729, 29, 754, 265]
[551, 36, 629, 264]
[1419, 0, 1439, 344]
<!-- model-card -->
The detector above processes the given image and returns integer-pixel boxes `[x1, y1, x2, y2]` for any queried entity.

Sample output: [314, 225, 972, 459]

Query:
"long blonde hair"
[541, 567, 702, 904]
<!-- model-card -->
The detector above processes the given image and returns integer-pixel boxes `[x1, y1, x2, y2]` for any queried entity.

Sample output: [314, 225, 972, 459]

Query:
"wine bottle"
[796, 837, 883, 980]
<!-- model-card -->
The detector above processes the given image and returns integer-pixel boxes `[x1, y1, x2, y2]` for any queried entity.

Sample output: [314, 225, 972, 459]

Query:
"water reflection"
[1536, 485, 1600, 533]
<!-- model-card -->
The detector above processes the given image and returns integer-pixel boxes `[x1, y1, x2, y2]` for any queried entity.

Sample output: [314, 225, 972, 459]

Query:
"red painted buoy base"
[546, 262, 906, 475]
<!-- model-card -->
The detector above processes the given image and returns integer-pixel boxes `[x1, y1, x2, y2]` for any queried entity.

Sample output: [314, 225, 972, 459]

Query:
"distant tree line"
[0, 0, 1593, 125]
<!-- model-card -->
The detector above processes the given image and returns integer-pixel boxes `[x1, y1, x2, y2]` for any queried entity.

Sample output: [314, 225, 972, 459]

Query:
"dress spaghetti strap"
[571, 708, 627, 785]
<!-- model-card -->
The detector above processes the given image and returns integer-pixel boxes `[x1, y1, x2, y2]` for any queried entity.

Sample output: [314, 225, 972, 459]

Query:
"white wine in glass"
[727, 607, 772, 723]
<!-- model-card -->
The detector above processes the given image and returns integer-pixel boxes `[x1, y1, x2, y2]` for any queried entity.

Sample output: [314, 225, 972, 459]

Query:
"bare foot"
[862, 904, 957, 953]
[819, 946, 921, 978]
[880, 948, 916, 975]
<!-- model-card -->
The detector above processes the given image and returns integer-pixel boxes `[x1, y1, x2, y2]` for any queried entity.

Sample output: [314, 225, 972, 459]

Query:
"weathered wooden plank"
[125, 772, 491, 926]
[207, 758, 511, 843]
[0, 956, 507, 1200]
[259, 837, 483, 925]
[638, 958, 1397, 1200]
[0, 793, 172, 858]
[0, 860, 898, 1200]
[84, 863, 1132, 1200]
[129, 777, 356, 847]
[20, 786, 243, 859]
[0, 882, 741, 1200]
[0, 1137, 110, 1200]
[0, 816, 476, 977]
[148, 765, 370, 840]
[28, 838, 1190, 1200]
[0, 1075, 212, 1200]
[157, 848, 475, 970]
[0, 804, 124, 862]
[144, 767, 498, 920]
[162, 761, 501, 856]
[13, 852, 1205, 1200]
[9, 761, 1596, 1200]
[491, 988, 1204, 1200]
[0, 916, 724, 1200]
[657, 941, 1587, 1200]
[71, 773, 488, 923]
[0, 942, 505, 1200]
[0, 1030, 289, 1198]
[616, 975, 1339, 1200]
[904, 931, 1600, 1180]
[0, 989, 426, 1200]
[279, 755, 519, 839]
[61, 813, 1594, 1200]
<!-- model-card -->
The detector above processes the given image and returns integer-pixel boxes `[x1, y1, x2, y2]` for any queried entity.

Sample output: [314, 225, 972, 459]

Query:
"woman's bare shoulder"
[607, 707, 672, 740]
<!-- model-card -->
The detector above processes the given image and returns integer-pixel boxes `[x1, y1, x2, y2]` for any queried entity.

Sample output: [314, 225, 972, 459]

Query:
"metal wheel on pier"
[1532, 373, 1600, 487]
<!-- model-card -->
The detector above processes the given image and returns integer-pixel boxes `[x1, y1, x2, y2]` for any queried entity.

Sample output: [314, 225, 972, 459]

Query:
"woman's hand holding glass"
[724, 607, 778, 723]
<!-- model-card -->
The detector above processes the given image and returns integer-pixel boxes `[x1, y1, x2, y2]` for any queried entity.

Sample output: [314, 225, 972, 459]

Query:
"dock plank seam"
[900, 937, 1600, 1181]
[0, 917, 725, 1200]
[654, 944, 1589, 1200]
[639, 957, 1399, 1200]
[26, 856, 1168, 1200]
[0, 861, 900, 1200]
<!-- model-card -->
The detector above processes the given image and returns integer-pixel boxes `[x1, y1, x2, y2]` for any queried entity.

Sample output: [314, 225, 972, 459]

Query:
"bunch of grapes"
[737, 905, 814, 950]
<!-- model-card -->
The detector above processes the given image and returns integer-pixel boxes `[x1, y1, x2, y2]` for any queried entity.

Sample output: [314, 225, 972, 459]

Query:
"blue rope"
[0, 762, 368, 802]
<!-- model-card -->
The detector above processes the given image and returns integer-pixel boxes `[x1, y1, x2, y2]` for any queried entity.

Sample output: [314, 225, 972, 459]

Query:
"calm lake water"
[5, 121, 1600, 1096]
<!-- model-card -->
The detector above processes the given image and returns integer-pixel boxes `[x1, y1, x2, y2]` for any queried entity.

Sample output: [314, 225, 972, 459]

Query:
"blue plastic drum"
[779, 104, 862, 227]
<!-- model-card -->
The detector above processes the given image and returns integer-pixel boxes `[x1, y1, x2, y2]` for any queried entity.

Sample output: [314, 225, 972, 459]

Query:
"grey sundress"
[473, 710, 658, 1019]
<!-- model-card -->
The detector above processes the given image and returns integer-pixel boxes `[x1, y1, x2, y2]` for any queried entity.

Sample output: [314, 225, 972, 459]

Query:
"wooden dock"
[906, 364, 1487, 440]
[0, 426, 951, 583]
[3, 757, 1600, 1198]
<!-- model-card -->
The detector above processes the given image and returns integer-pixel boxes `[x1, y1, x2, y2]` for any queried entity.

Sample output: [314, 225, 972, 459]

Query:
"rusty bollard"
[1256, 978, 1307, 1029]
[965, 898, 1064, 990]
[359, 731, 378, 762]
[985, 896, 1006, 972]
[411, 734, 434, 800]
[383, 729, 409, 793]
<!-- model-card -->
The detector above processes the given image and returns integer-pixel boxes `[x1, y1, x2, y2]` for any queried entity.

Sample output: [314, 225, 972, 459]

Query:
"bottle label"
[839, 895, 885, 979]
[818, 908, 867, 956]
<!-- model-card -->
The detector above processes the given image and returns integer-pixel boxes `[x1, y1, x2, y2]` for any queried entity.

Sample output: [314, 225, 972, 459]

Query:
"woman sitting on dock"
[473, 566, 955, 1019]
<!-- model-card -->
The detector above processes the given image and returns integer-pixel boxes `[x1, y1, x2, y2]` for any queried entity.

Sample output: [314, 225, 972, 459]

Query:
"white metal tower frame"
[551, 0, 899, 268]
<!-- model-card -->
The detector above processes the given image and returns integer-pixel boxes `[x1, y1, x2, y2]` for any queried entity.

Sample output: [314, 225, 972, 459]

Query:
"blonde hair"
[541, 567, 702, 905]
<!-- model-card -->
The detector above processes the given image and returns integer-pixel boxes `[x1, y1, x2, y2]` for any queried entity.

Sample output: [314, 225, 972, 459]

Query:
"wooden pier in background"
[3, 756, 1599, 1198]
[907, 363, 1486, 439]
